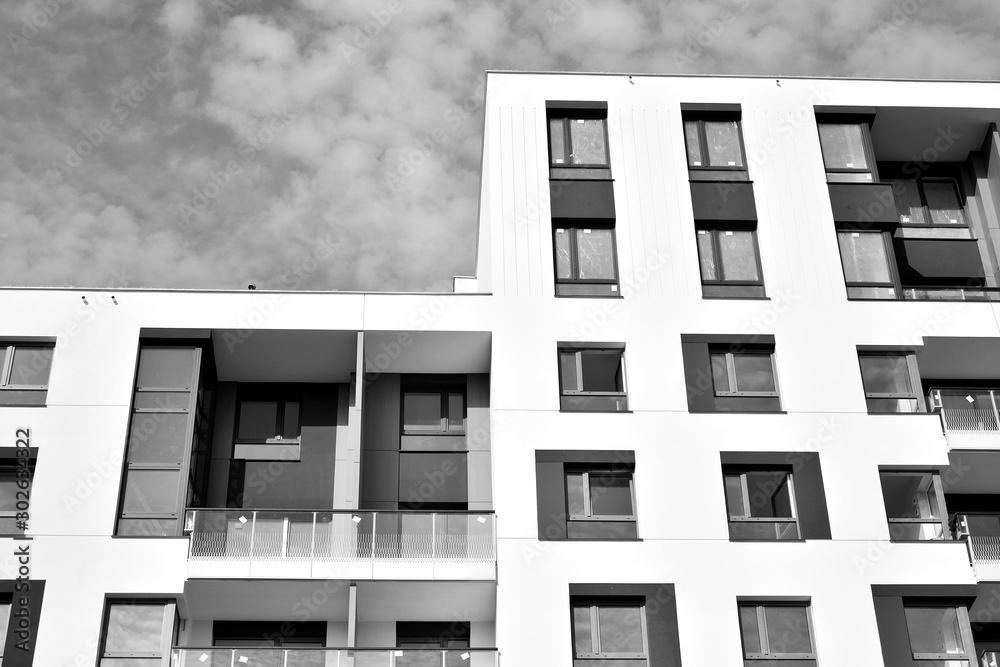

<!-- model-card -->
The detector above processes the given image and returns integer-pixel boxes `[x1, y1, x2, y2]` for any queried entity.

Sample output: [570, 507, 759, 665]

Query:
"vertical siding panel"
[632, 109, 657, 300]
[498, 107, 517, 296]
[510, 107, 529, 297]
[524, 106, 544, 297]
[615, 107, 639, 301]
[663, 107, 694, 299]
[643, 108, 667, 300]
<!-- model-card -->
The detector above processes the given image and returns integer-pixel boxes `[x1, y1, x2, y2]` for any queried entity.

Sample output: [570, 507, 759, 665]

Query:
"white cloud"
[159, 0, 205, 41]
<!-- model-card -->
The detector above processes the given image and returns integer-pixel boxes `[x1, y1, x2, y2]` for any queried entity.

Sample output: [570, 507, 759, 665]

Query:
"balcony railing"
[171, 648, 500, 667]
[931, 389, 1000, 449]
[983, 650, 999, 667]
[183, 509, 496, 579]
[952, 513, 1000, 580]
[903, 286, 1000, 302]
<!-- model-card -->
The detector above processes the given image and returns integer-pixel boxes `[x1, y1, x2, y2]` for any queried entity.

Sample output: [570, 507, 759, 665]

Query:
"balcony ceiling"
[363, 331, 491, 374]
[356, 581, 496, 622]
[212, 329, 358, 382]
[872, 106, 1000, 162]
[943, 450, 1000, 494]
[917, 337, 1000, 381]
[182, 579, 352, 621]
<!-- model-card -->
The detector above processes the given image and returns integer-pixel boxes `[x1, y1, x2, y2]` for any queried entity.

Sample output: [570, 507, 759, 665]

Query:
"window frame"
[710, 349, 779, 398]
[858, 351, 924, 414]
[0, 344, 53, 391]
[0, 457, 33, 536]
[234, 390, 302, 445]
[903, 604, 975, 662]
[879, 470, 949, 541]
[891, 176, 968, 228]
[546, 109, 611, 175]
[572, 600, 649, 663]
[682, 115, 749, 177]
[558, 346, 628, 412]
[99, 599, 176, 664]
[552, 224, 621, 296]
[566, 469, 637, 523]
[723, 470, 800, 540]
[696, 226, 765, 298]
[738, 601, 818, 662]
[401, 387, 467, 435]
[836, 229, 900, 300]
[816, 120, 879, 183]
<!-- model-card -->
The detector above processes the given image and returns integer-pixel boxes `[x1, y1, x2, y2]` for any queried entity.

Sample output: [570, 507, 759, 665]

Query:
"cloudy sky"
[1, 0, 999, 291]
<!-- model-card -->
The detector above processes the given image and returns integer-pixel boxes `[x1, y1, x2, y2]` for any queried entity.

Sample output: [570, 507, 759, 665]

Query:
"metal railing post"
[231, 649, 236, 667]
[991, 390, 1000, 434]
[311, 512, 317, 565]
[432, 513, 437, 564]
[372, 512, 378, 565]
[248, 511, 257, 561]
[281, 516, 289, 558]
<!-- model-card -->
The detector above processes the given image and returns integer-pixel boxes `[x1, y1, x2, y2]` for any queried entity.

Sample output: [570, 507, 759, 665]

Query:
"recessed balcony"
[932, 389, 1000, 450]
[170, 648, 500, 667]
[184, 509, 496, 580]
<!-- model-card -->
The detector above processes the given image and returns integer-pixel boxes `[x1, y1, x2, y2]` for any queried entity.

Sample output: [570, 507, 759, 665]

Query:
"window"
[837, 231, 897, 299]
[554, 225, 620, 297]
[0, 600, 9, 663]
[738, 602, 816, 665]
[396, 621, 470, 649]
[548, 109, 610, 179]
[723, 470, 799, 540]
[858, 352, 923, 413]
[710, 349, 778, 397]
[904, 605, 974, 664]
[880, 471, 948, 540]
[572, 601, 648, 665]
[0, 343, 54, 406]
[213, 621, 326, 647]
[234, 389, 302, 461]
[566, 467, 637, 539]
[696, 227, 764, 297]
[891, 177, 967, 227]
[683, 116, 748, 179]
[817, 122, 876, 182]
[99, 600, 175, 666]
[403, 389, 465, 434]
[558, 346, 627, 412]
[0, 458, 32, 535]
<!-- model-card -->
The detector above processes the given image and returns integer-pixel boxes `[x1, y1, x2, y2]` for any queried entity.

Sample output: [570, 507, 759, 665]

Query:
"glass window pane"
[696, 231, 717, 281]
[745, 472, 792, 518]
[580, 351, 623, 393]
[684, 121, 703, 167]
[923, 181, 966, 225]
[550, 118, 567, 164]
[704, 120, 743, 167]
[116, 518, 177, 536]
[717, 231, 759, 281]
[283, 402, 300, 438]
[733, 354, 775, 392]
[711, 353, 730, 393]
[838, 232, 891, 284]
[0, 603, 8, 654]
[891, 179, 926, 224]
[105, 603, 166, 654]
[881, 472, 942, 520]
[763, 606, 812, 654]
[554, 229, 573, 279]
[237, 401, 278, 440]
[739, 606, 762, 654]
[136, 348, 195, 389]
[128, 413, 190, 465]
[8, 346, 53, 387]
[100, 660, 165, 667]
[573, 606, 593, 654]
[575, 229, 615, 280]
[566, 473, 586, 516]
[447, 393, 465, 432]
[0, 472, 21, 513]
[905, 607, 967, 655]
[560, 352, 579, 392]
[724, 474, 746, 517]
[569, 119, 608, 165]
[403, 393, 443, 431]
[589, 474, 633, 516]
[859, 355, 913, 395]
[819, 123, 868, 170]
[598, 606, 644, 653]
[122, 470, 180, 514]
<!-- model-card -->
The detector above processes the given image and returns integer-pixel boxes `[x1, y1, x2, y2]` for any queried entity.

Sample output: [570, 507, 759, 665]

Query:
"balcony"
[184, 510, 496, 580]
[904, 287, 1000, 302]
[954, 513, 1000, 581]
[983, 650, 999, 667]
[932, 389, 1000, 450]
[171, 648, 500, 667]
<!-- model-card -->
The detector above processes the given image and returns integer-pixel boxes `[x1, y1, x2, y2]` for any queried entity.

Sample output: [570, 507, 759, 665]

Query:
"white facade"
[2, 72, 1000, 666]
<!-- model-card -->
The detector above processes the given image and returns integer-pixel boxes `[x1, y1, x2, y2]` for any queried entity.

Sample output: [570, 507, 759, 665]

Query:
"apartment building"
[1, 72, 1000, 666]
